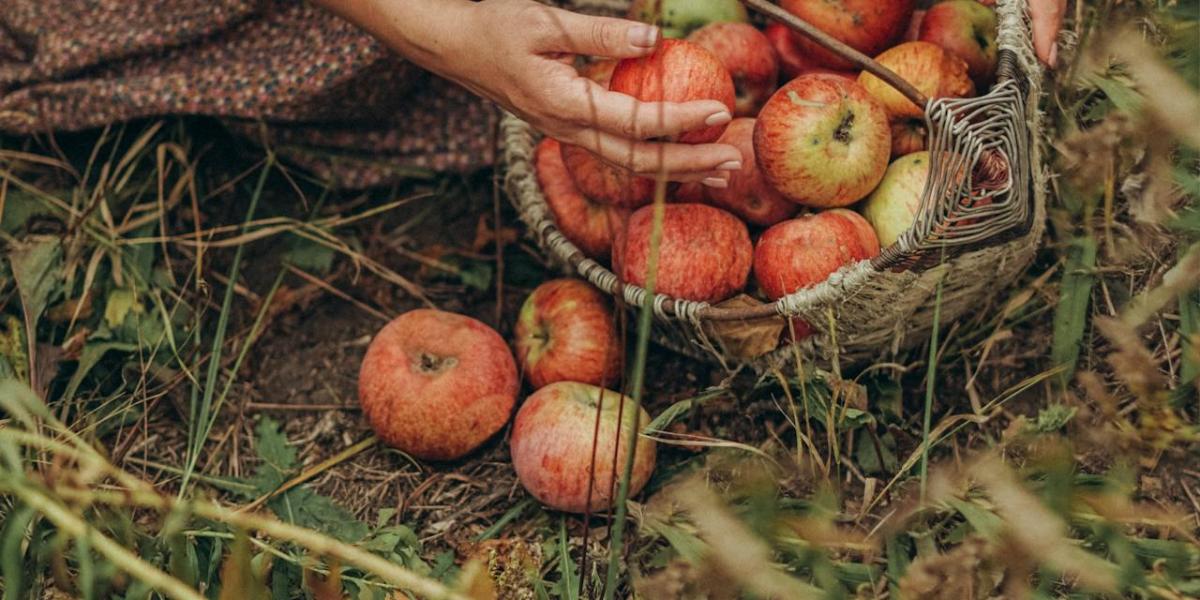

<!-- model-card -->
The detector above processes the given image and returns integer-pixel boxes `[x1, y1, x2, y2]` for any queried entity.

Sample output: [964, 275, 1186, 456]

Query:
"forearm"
[311, 0, 475, 74]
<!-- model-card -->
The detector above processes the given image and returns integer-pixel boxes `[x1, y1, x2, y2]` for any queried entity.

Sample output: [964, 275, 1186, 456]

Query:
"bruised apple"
[688, 22, 779, 116]
[358, 310, 517, 461]
[754, 74, 891, 208]
[859, 41, 974, 120]
[510, 382, 656, 513]
[779, 0, 914, 70]
[515, 279, 621, 389]
[536, 138, 628, 258]
[859, 151, 931, 247]
[705, 118, 797, 226]
[754, 209, 881, 301]
[613, 203, 752, 303]
[610, 39, 736, 144]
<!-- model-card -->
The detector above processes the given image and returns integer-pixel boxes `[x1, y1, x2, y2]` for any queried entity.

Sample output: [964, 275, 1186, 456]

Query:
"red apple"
[613, 203, 752, 303]
[536, 138, 628, 258]
[704, 118, 798, 226]
[754, 74, 891, 208]
[918, 0, 998, 86]
[890, 118, 927, 158]
[358, 309, 517, 461]
[515, 279, 622, 389]
[905, 9, 926, 42]
[754, 209, 881, 300]
[610, 39, 736, 144]
[779, 0, 915, 70]
[859, 41, 975, 120]
[859, 151, 930, 247]
[674, 182, 706, 203]
[764, 23, 859, 81]
[627, 0, 749, 39]
[688, 22, 779, 117]
[560, 143, 657, 209]
[510, 382, 656, 513]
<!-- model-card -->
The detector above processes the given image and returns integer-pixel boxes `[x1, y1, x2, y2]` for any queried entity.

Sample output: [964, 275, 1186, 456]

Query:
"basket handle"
[739, 0, 930, 108]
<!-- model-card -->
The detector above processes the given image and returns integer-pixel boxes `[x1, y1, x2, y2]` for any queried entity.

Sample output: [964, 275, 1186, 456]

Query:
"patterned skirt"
[0, 0, 499, 187]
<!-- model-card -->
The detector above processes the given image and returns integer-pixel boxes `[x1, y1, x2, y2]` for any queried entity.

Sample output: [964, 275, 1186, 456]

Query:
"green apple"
[627, 0, 749, 39]
[859, 151, 930, 247]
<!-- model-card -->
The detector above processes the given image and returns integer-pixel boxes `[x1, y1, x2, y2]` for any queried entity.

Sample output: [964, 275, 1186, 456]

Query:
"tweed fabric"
[0, 0, 499, 187]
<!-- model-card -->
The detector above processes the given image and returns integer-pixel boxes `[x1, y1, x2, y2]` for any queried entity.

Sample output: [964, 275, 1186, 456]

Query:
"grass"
[1, 0, 1199, 598]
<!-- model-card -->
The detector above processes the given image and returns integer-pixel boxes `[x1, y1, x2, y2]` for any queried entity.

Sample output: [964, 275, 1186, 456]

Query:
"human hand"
[1029, 0, 1067, 67]
[321, 0, 741, 186]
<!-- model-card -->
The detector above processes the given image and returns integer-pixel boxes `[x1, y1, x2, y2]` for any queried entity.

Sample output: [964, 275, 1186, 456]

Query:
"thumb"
[1030, 0, 1067, 67]
[535, 10, 660, 58]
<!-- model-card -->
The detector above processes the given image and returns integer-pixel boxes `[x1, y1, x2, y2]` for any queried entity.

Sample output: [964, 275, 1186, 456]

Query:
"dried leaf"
[454, 559, 498, 600]
[702, 295, 784, 360]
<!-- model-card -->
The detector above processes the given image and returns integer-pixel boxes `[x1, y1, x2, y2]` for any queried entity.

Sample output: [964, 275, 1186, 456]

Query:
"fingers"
[527, 5, 660, 58]
[567, 128, 742, 180]
[572, 80, 734, 140]
[1030, 0, 1067, 67]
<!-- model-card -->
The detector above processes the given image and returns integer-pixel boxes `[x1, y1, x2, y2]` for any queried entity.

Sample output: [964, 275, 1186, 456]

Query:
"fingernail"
[716, 160, 742, 171]
[705, 111, 732, 127]
[1048, 43, 1058, 68]
[702, 177, 728, 189]
[628, 25, 659, 48]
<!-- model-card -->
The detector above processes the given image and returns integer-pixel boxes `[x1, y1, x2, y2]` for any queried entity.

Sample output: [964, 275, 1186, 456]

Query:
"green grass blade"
[1051, 237, 1098, 386]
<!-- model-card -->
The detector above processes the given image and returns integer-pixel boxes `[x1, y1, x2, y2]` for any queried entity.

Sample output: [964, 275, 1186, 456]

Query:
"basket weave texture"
[502, 0, 1047, 371]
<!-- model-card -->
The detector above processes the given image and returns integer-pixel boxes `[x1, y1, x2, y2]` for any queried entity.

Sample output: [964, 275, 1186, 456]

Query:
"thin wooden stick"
[739, 0, 930, 107]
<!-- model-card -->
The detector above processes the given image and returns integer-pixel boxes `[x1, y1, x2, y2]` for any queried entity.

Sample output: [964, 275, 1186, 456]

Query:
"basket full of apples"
[501, 0, 1046, 369]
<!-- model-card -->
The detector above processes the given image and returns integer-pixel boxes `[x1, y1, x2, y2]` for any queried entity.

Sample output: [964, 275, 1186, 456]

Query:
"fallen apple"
[515, 278, 622, 389]
[859, 41, 975, 120]
[358, 309, 517, 461]
[918, 0, 998, 87]
[688, 22, 779, 117]
[779, 0, 915, 70]
[627, 0, 749, 39]
[754, 74, 891, 208]
[613, 202, 752, 303]
[859, 151, 930, 247]
[510, 382, 656, 513]
[753, 209, 881, 301]
[536, 138, 628, 258]
[610, 39, 736, 144]
[705, 118, 798, 226]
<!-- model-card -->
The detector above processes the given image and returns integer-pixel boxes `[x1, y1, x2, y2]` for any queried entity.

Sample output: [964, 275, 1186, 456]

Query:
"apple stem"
[739, 0, 931, 107]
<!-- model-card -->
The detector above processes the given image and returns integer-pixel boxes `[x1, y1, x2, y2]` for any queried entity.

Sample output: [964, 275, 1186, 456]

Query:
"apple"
[613, 203, 752, 303]
[779, 0, 915, 70]
[764, 23, 859, 81]
[358, 309, 517, 461]
[754, 74, 891, 208]
[674, 182, 706, 203]
[905, 9, 926, 42]
[610, 39, 736, 144]
[510, 382, 656, 513]
[515, 279, 622, 389]
[918, 0, 998, 86]
[627, 0, 749, 39]
[859, 151, 930, 247]
[536, 138, 628, 258]
[705, 118, 798, 226]
[754, 209, 881, 301]
[560, 143, 657, 209]
[890, 118, 927, 158]
[858, 41, 975, 120]
[688, 22, 779, 117]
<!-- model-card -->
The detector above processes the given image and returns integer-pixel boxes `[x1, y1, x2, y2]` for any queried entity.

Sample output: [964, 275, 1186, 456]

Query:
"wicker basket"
[502, 0, 1046, 371]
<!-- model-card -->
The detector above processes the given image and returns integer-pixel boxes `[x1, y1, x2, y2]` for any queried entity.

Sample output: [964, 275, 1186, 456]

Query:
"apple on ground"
[560, 143, 657, 209]
[705, 118, 798, 226]
[918, 0, 998, 86]
[510, 382, 656, 513]
[515, 279, 622, 389]
[859, 151, 931, 247]
[754, 209, 881, 301]
[890, 118, 927, 158]
[613, 203, 752, 303]
[627, 0, 748, 39]
[609, 39, 736, 144]
[779, 0, 914, 70]
[859, 41, 975, 120]
[688, 22, 779, 117]
[358, 309, 517, 461]
[535, 138, 628, 259]
[764, 23, 859, 81]
[754, 74, 891, 208]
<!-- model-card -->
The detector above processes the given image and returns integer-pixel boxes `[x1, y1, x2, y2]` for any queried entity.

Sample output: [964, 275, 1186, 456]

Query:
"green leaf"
[267, 488, 370, 543]
[283, 234, 336, 274]
[1052, 237, 1098, 385]
[62, 341, 138, 401]
[103, 288, 143, 329]
[244, 417, 298, 496]
[946, 498, 1003, 540]
[0, 190, 62, 234]
[9, 238, 63, 328]
[0, 315, 28, 383]
[854, 431, 898, 475]
[1025, 404, 1078, 434]
[453, 258, 493, 292]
